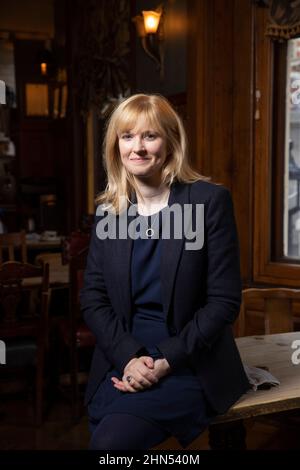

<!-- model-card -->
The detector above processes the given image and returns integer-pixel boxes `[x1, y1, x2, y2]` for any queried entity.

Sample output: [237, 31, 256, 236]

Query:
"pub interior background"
[0, 0, 300, 451]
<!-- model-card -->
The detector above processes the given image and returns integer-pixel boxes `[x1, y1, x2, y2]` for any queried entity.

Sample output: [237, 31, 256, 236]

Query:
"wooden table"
[23, 253, 69, 287]
[26, 239, 63, 264]
[26, 239, 62, 250]
[209, 332, 300, 448]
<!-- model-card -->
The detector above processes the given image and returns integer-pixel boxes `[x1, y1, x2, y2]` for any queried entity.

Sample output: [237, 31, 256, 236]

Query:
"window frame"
[254, 6, 300, 287]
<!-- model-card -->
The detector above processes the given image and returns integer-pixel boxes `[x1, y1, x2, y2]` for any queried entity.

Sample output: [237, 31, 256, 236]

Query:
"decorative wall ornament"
[253, 0, 269, 7]
[265, 0, 300, 40]
[76, 0, 131, 119]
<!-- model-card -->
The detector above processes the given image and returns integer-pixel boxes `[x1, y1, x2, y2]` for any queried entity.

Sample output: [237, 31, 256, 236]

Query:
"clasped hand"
[111, 356, 171, 393]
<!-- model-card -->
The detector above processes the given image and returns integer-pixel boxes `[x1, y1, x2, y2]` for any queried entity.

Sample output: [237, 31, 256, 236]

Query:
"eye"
[144, 132, 158, 141]
[120, 133, 133, 140]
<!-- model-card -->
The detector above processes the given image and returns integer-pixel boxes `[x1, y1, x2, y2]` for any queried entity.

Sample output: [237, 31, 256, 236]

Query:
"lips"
[130, 158, 149, 161]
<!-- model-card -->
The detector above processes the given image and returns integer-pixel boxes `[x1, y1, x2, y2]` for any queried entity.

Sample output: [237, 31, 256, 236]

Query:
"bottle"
[0, 208, 6, 234]
[27, 217, 35, 233]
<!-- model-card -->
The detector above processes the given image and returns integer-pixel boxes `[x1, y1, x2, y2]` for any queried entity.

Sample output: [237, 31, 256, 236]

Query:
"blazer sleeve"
[156, 186, 242, 371]
[80, 216, 147, 375]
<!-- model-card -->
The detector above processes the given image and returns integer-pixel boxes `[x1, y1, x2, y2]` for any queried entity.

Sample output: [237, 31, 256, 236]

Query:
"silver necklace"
[145, 212, 160, 238]
[138, 188, 170, 237]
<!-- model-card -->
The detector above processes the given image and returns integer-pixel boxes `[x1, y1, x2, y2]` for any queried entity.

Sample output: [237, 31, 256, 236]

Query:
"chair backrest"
[35, 252, 63, 275]
[69, 246, 95, 347]
[61, 231, 90, 265]
[235, 287, 300, 337]
[69, 247, 88, 320]
[0, 231, 27, 264]
[0, 261, 49, 339]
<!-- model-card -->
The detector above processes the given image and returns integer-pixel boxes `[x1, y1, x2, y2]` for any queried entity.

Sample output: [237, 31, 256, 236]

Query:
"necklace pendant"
[146, 228, 154, 237]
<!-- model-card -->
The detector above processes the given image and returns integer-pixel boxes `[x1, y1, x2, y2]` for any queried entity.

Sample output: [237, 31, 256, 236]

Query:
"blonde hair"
[95, 93, 209, 213]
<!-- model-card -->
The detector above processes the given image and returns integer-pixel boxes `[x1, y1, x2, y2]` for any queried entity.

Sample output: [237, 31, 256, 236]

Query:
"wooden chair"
[0, 231, 27, 264]
[235, 287, 300, 337]
[57, 247, 95, 418]
[0, 261, 50, 425]
[35, 252, 69, 286]
[69, 247, 95, 417]
[61, 230, 90, 265]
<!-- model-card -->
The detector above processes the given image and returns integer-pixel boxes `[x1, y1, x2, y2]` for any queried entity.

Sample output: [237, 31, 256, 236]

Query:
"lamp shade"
[142, 10, 161, 34]
[132, 14, 146, 37]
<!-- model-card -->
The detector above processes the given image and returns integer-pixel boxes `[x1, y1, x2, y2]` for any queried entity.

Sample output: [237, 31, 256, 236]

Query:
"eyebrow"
[119, 129, 158, 135]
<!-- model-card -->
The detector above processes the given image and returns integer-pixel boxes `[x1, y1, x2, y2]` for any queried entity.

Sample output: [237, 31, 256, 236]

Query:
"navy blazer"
[80, 180, 250, 413]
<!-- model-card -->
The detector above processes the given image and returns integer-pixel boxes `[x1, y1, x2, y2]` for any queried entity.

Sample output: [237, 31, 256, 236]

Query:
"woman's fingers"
[111, 376, 139, 392]
[112, 378, 136, 392]
[123, 374, 144, 391]
[134, 369, 157, 387]
[141, 356, 155, 369]
[116, 356, 160, 393]
[136, 365, 159, 384]
[111, 377, 126, 391]
[127, 370, 158, 390]
[111, 375, 151, 392]
[124, 359, 158, 385]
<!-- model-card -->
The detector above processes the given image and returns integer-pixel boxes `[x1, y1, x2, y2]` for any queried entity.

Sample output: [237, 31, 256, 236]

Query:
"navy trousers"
[89, 413, 170, 450]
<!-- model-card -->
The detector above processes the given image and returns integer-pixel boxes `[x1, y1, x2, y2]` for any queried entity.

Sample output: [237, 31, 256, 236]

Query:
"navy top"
[88, 206, 216, 448]
[131, 207, 173, 359]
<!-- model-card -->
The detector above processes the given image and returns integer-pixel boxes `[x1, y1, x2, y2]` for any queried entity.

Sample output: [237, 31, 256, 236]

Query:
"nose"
[132, 136, 146, 155]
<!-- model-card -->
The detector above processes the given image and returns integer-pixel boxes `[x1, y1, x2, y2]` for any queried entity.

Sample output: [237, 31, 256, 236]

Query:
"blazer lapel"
[114, 189, 142, 324]
[109, 212, 134, 326]
[160, 182, 189, 320]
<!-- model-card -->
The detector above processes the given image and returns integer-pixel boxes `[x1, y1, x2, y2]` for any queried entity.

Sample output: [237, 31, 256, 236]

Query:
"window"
[285, 39, 300, 258]
[254, 7, 300, 286]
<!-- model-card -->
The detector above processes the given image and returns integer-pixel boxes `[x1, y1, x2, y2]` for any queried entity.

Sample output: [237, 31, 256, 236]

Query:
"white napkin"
[244, 364, 280, 391]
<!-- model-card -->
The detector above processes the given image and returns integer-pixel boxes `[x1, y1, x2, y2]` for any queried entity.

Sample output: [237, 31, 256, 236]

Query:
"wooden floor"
[0, 393, 299, 450]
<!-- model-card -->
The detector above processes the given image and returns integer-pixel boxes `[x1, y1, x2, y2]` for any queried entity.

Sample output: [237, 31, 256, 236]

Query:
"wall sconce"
[36, 40, 55, 78]
[133, 4, 165, 80]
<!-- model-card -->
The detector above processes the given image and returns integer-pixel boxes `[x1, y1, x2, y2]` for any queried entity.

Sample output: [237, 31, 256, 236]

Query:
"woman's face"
[118, 119, 167, 183]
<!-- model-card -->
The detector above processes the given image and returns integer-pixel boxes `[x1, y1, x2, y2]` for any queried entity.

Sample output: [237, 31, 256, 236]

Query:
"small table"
[209, 332, 300, 448]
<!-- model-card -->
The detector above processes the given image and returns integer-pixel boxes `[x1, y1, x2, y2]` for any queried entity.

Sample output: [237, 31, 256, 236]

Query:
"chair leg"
[35, 350, 44, 426]
[208, 420, 247, 450]
[35, 382, 42, 425]
[70, 344, 80, 419]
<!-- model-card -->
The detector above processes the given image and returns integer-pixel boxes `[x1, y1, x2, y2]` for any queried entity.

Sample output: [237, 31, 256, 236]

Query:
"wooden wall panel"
[18, 121, 54, 178]
[210, 0, 234, 189]
[187, 0, 254, 283]
[233, 0, 255, 284]
[187, 0, 212, 174]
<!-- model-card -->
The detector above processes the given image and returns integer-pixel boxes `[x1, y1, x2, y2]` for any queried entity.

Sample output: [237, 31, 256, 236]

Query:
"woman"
[80, 93, 250, 450]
